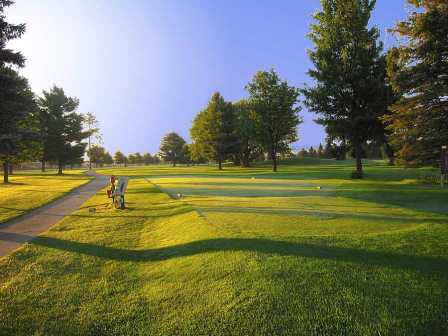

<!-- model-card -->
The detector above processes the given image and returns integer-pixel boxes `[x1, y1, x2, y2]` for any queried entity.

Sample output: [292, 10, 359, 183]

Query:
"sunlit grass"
[0, 169, 91, 223]
[1, 161, 448, 335]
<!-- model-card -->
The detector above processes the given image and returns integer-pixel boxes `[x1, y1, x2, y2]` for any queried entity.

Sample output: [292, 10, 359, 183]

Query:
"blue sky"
[8, 0, 408, 155]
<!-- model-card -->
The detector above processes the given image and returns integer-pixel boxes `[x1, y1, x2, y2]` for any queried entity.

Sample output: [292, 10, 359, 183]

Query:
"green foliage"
[0, 68, 38, 182]
[38, 86, 88, 174]
[246, 69, 301, 172]
[0, 0, 26, 68]
[142, 152, 154, 165]
[0, 0, 37, 183]
[87, 145, 112, 167]
[233, 99, 262, 167]
[83, 112, 102, 169]
[128, 152, 143, 165]
[303, 0, 389, 175]
[190, 92, 238, 170]
[114, 150, 126, 165]
[384, 0, 448, 166]
[159, 132, 187, 166]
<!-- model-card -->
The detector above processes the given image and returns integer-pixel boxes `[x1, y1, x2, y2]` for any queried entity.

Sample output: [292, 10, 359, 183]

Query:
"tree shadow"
[196, 205, 447, 224]
[2, 233, 447, 275]
[336, 185, 448, 216]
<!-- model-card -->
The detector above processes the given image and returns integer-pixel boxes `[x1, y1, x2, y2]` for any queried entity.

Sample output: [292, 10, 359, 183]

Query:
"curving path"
[0, 172, 108, 257]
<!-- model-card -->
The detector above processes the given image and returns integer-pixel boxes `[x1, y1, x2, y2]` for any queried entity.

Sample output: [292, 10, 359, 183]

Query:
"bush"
[350, 170, 364, 179]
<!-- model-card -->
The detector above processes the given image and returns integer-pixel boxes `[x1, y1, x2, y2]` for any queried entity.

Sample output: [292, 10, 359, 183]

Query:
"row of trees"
[86, 145, 161, 167]
[303, 0, 447, 176]
[0, 1, 98, 182]
[157, 70, 301, 172]
[189, 70, 301, 172]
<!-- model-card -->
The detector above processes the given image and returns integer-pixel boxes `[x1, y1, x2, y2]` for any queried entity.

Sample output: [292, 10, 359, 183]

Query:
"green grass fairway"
[0, 170, 91, 223]
[1, 161, 448, 335]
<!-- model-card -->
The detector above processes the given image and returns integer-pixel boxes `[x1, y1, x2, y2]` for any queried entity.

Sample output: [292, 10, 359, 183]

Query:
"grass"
[0, 169, 91, 223]
[1, 160, 448, 335]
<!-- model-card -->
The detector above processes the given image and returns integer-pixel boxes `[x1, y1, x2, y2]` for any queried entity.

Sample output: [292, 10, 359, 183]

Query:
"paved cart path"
[0, 172, 108, 257]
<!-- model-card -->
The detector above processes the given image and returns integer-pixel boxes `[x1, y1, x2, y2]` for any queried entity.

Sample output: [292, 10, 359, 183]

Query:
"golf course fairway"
[1, 161, 447, 335]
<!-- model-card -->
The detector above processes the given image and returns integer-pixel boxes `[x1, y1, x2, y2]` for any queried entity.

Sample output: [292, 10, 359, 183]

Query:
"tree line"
[160, 0, 447, 177]
[1, 0, 446, 180]
[159, 70, 302, 172]
[86, 146, 161, 168]
[303, 0, 447, 177]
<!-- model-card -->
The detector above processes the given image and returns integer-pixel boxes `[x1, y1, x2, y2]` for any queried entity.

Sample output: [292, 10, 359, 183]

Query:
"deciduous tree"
[246, 70, 301, 172]
[83, 112, 101, 170]
[114, 150, 126, 165]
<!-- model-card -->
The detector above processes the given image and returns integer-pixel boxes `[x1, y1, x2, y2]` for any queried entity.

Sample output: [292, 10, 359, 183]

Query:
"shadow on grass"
[197, 206, 447, 224]
[2, 233, 447, 275]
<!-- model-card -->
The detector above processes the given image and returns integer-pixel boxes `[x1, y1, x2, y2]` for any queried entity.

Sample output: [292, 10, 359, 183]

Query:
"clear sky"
[8, 0, 408, 155]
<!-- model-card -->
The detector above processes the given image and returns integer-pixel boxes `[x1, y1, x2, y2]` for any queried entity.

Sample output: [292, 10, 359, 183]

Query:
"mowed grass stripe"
[1, 162, 448, 335]
[0, 170, 91, 223]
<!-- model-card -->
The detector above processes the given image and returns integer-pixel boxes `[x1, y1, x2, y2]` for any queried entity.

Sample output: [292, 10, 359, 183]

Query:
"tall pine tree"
[384, 0, 448, 166]
[39, 86, 87, 175]
[190, 92, 238, 170]
[303, 0, 389, 177]
[0, 0, 35, 183]
[158, 132, 186, 167]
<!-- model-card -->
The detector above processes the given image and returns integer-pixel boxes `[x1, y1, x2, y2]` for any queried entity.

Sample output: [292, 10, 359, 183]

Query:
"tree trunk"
[41, 160, 46, 172]
[241, 158, 250, 168]
[218, 157, 222, 170]
[355, 146, 363, 174]
[58, 161, 63, 175]
[9, 163, 13, 175]
[173, 161, 176, 167]
[88, 135, 92, 170]
[3, 161, 9, 183]
[271, 150, 277, 172]
[384, 143, 395, 166]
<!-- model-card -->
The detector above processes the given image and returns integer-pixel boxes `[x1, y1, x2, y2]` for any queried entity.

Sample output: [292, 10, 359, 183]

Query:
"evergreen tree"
[317, 144, 324, 158]
[0, 0, 33, 183]
[246, 70, 301, 172]
[384, 0, 448, 166]
[233, 99, 262, 167]
[39, 86, 88, 175]
[190, 92, 238, 170]
[159, 132, 186, 166]
[308, 146, 317, 157]
[0, 0, 25, 68]
[303, 0, 389, 177]
[0, 69, 38, 182]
